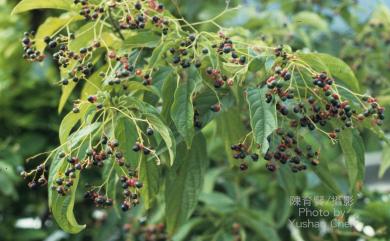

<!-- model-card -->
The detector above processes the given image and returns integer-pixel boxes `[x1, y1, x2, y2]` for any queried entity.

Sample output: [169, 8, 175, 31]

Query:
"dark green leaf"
[165, 133, 208, 234]
[123, 31, 161, 48]
[170, 71, 196, 148]
[115, 117, 139, 167]
[161, 72, 177, 122]
[139, 157, 160, 209]
[144, 113, 176, 165]
[339, 129, 365, 194]
[199, 192, 235, 214]
[379, 143, 390, 178]
[246, 87, 277, 153]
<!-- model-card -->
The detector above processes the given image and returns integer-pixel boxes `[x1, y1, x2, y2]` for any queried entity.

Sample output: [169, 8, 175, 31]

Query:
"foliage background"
[0, 0, 390, 240]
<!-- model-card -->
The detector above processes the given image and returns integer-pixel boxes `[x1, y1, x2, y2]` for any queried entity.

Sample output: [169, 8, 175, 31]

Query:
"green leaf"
[68, 22, 96, 52]
[0, 162, 18, 198]
[293, 11, 329, 32]
[35, 15, 83, 53]
[148, 40, 174, 68]
[216, 109, 246, 165]
[165, 133, 208, 235]
[12, 0, 73, 15]
[139, 157, 160, 209]
[52, 170, 85, 233]
[193, 88, 234, 125]
[48, 137, 92, 234]
[276, 166, 296, 195]
[246, 87, 277, 154]
[59, 104, 92, 145]
[115, 117, 139, 167]
[379, 143, 390, 178]
[161, 73, 177, 122]
[264, 56, 276, 73]
[144, 113, 176, 166]
[222, 62, 245, 74]
[297, 53, 360, 92]
[301, 131, 342, 194]
[149, 66, 173, 97]
[236, 209, 280, 241]
[199, 192, 235, 214]
[58, 80, 77, 114]
[48, 153, 62, 207]
[311, 162, 342, 195]
[273, 187, 291, 228]
[123, 31, 161, 48]
[58, 23, 119, 113]
[68, 122, 101, 148]
[49, 155, 85, 234]
[170, 72, 196, 148]
[102, 158, 117, 204]
[124, 96, 160, 115]
[59, 111, 80, 146]
[339, 129, 365, 194]
[127, 81, 160, 97]
[81, 65, 108, 99]
[202, 167, 225, 193]
[172, 218, 204, 241]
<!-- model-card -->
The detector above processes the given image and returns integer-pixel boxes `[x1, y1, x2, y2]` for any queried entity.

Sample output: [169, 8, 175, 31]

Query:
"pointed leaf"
[123, 31, 161, 48]
[379, 143, 390, 178]
[115, 117, 139, 167]
[339, 129, 365, 194]
[297, 53, 360, 92]
[139, 157, 160, 209]
[49, 158, 85, 234]
[170, 71, 196, 148]
[12, 0, 73, 15]
[246, 87, 277, 153]
[144, 113, 176, 165]
[165, 133, 208, 234]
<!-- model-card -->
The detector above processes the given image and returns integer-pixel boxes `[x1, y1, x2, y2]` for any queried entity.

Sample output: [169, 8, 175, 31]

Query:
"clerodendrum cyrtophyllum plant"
[14, 0, 386, 235]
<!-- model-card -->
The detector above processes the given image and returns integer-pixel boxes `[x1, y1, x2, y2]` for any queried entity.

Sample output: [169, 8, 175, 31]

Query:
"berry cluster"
[168, 34, 200, 69]
[73, 0, 105, 20]
[230, 143, 259, 171]
[21, 31, 45, 62]
[231, 55, 385, 173]
[84, 190, 113, 208]
[214, 33, 247, 65]
[86, 95, 104, 110]
[132, 141, 154, 156]
[274, 45, 288, 59]
[51, 153, 82, 196]
[206, 67, 233, 88]
[21, 163, 47, 190]
[53, 38, 98, 76]
[266, 62, 385, 136]
[360, 96, 385, 126]
[105, 51, 154, 87]
[123, 222, 167, 241]
[263, 129, 319, 173]
[22, 128, 149, 212]
[119, 173, 143, 212]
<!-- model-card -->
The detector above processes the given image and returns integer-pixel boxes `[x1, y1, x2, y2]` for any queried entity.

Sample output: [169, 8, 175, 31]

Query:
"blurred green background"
[0, 0, 390, 240]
